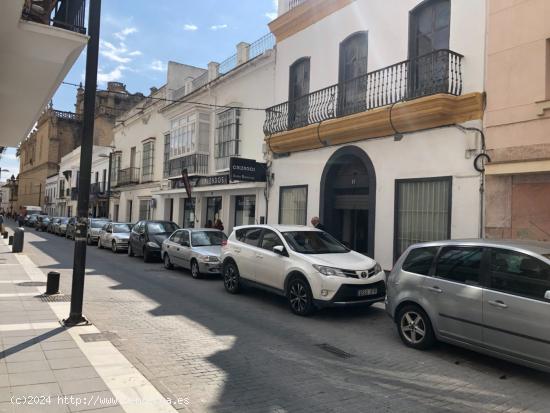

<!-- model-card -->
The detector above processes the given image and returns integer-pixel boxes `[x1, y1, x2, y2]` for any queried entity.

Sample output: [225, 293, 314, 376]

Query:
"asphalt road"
[12, 223, 550, 413]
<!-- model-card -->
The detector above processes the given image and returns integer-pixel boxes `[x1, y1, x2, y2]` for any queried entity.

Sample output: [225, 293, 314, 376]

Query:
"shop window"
[215, 109, 240, 171]
[279, 185, 307, 225]
[206, 197, 222, 227]
[235, 195, 255, 226]
[184, 198, 195, 228]
[394, 177, 451, 259]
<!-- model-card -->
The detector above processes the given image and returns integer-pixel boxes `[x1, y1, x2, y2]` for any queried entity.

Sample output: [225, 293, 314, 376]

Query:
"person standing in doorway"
[310, 216, 326, 232]
[214, 219, 224, 232]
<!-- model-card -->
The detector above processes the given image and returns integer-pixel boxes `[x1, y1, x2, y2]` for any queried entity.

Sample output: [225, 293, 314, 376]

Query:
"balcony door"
[338, 32, 368, 116]
[409, 0, 450, 97]
[288, 57, 310, 129]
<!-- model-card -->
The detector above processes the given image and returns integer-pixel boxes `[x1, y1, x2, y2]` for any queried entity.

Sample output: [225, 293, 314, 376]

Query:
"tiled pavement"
[0, 229, 179, 413]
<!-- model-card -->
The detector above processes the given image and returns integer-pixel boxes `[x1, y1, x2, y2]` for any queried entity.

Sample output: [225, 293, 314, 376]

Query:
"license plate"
[357, 288, 377, 297]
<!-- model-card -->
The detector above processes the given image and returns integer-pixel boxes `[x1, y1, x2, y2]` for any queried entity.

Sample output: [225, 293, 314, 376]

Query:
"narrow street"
[14, 224, 550, 413]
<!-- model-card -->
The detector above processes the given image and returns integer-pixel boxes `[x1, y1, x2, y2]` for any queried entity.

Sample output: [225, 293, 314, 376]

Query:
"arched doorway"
[320, 146, 376, 257]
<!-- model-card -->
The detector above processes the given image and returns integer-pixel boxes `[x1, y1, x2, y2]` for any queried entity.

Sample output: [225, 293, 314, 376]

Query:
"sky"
[1, 0, 278, 181]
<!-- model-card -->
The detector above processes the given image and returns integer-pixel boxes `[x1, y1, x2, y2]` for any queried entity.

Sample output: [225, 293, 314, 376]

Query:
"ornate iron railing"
[114, 167, 140, 187]
[287, 0, 307, 11]
[53, 110, 80, 121]
[264, 49, 463, 135]
[168, 153, 209, 177]
[219, 54, 238, 75]
[249, 33, 275, 60]
[22, 0, 86, 34]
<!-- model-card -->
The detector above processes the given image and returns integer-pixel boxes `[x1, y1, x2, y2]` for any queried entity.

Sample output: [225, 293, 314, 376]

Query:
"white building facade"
[265, 0, 486, 269]
[44, 174, 58, 216]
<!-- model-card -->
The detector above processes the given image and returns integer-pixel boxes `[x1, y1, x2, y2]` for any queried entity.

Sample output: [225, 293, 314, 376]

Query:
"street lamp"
[98, 151, 113, 219]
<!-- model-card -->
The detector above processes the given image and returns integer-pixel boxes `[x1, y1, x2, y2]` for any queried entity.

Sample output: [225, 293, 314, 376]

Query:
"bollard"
[12, 227, 24, 253]
[8, 235, 13, 245]
[46, 271, 60, 295]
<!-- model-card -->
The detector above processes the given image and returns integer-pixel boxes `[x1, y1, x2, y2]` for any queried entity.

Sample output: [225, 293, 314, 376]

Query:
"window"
[402, 247, 439, 275]
[234, 195, 255, 226]
[215, 109, 240, 171]
[170, 113, 210, 158]
[191, 231, 226, 247]
[181, 230, 190, 245]
[184, 198, 195, 228]
[435, 247, 482, 285]
[142, 141, 155, 182]
[338, 32, 368, 116]
[139, 199, 151, 220]
[489, 248, 550, 301]
[112, 153, 121, 184]
[394, 177, 451, 259]
[163, 133, 170, 178]
[236, 227, 262, 247]
[260, 230, 282, 251]
[282, 231, 349, 254]
[169, 231, 181, 243]
[288, 57, 310, 129]
[279, 186, 307, 225]
[95, 171, 99, 183]
[205, 197, 222, 227]
[147, 222, 179, 234]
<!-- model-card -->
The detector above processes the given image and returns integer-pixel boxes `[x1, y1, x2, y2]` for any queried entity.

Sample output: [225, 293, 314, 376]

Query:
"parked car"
[51, 217, 65, 234]
[56, 217, 69, 236]
[65, 217, 78, 239]
[97, 222, 132, 253]
[86, 218, 110, 245]
[386, 239, 550, 373]
[162, 229, 227, 278]
[26, 214, 39, 227]
[47, 217, 61, 233]
[128, 220, 179, 262]
[221, 225, 385, 316]
[35, 216, 50, 231]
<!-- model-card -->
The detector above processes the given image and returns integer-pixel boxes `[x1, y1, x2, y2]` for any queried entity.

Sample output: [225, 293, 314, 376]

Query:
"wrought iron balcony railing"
[168, 153, 209, 178]
[264, 49, 463, 135]
[70, 187, 78, 201]
[113, 167, 140, 187]
[90, 182, 106, 194]
[22, 0, 86, 34]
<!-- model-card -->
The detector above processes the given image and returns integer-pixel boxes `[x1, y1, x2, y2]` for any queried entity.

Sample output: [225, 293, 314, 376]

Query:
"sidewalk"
[0, 226, 181, 413]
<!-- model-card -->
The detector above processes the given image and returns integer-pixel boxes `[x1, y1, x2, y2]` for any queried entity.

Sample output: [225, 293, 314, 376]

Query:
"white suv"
[221, 225, 386, 315]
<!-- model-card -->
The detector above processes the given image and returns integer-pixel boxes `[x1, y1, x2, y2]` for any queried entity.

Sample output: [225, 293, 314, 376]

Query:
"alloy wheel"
[289, 281, 308, 314]
[224, 264, 238, 293]
[191, 261, 200, 279]
[164, 254, 173, 270]
[400, 311, 426, 345]
[112, 241, 117, 253]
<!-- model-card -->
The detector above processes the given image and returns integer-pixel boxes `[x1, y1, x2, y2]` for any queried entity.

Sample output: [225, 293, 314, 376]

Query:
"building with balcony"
[0, 0, 88, 148]
[153, 34, 275, 233]
[483, 0, 550, 241]
[265, 0, 486, 268]
[44, 173, 58, 216]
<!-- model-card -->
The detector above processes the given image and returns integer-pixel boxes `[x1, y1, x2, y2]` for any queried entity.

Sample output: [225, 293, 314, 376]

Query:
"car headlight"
[146, 241, 160, 248]
[313, 265, 346, 277]
[198, 255, 219, 263]
[373, 263, 382, 274]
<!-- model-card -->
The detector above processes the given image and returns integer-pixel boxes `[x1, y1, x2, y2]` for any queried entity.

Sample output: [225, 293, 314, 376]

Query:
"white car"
[221, 225, 386, 315]
[97, 222, 132, 253]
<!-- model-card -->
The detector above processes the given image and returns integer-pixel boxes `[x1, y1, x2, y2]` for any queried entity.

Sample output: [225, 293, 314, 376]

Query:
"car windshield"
[113, 224, 131, 233]
[60, 218, 69, 224]
[191, 231, 227, 247]
[91, 220, 108, 228]
[147, 222, 179, 234]
[282, 231, 350, 254]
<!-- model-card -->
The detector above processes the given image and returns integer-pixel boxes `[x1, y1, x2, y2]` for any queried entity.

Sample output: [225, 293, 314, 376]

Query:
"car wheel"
[223, 261, 240, 294]
[112, 241, 118, 253]
[164, 254, 173, 270]
[397, 305, 435, 350]
[97, 238, 103, 249]
[287, 277, 315, 316]
[128, 243, 134, 257]
[190, 260, 201, 279]
[143, 247, 152, 263]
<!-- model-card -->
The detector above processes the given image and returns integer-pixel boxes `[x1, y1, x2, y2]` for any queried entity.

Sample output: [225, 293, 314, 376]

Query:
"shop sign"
[229, 157, 267, 182]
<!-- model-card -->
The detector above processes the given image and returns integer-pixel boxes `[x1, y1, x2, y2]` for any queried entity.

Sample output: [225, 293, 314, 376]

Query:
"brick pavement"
[15, 225, 550, 413]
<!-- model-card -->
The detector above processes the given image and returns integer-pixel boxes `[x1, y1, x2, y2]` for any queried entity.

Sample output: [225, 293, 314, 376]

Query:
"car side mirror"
[182, 241, 190, 247]
[545, 290, 550, 301]
[273, 245, 286, 256]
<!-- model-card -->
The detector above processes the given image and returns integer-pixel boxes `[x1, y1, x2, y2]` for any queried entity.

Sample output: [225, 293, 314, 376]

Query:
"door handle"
[488, 300, 508, 309]
[425, 286, 443, 293]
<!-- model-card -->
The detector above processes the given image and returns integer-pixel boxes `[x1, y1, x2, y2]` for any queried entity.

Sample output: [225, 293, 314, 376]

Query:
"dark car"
[66, 217, 78, 239]
[35, 216, 50, 231]
[26, 214, 39, 227]
[128, 220, 179, 262]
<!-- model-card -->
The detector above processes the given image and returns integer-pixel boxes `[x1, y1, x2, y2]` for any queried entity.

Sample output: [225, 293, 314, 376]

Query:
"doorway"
[320, 146, 376, 256]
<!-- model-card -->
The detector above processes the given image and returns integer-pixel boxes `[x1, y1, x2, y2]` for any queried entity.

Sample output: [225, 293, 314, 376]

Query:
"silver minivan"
[386, 239, 550, 373]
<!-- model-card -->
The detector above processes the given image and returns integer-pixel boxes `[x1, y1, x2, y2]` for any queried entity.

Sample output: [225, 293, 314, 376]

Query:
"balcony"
[90, 182, 106, 194]
[168, 154, 209, 178]
[264, 50, 484, 154]
[22, 0, 86, 34]
[70, 187, 78, 201]
[113, 167, 140, 188]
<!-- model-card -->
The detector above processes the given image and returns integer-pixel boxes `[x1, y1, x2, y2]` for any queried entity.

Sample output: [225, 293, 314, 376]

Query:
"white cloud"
[100, 40, 141, 64]
[97, 66, 124, 83]
[128, 50, 142, 56]
[150, 60, 166, 72]
[210, 24, 228, 31]
[183, 24, 198, 31]
[114, 27, 137, 40]
[265, 12, 277, 20]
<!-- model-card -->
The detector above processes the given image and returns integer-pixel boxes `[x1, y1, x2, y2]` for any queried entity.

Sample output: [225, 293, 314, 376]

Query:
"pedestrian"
[214, 219, 224, 232]
[0, 212, 4, 234]
[310, 216, 326, 231]
[17, 214, 24, 227]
